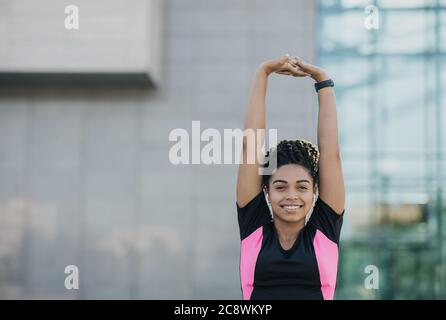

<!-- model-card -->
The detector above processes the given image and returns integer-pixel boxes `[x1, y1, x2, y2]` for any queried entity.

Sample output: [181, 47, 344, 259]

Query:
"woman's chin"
[276, 213, 305, 224]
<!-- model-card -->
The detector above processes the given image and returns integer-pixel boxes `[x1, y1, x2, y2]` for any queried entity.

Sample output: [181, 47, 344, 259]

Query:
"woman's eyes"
[275, 186, 308, 190]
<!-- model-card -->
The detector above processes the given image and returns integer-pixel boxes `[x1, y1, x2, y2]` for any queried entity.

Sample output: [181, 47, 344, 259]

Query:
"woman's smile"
[281, 204, 304, 213]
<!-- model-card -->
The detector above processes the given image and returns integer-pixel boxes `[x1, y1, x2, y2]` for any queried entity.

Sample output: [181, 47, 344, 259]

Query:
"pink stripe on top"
[313, 229, 339, 300]
[240, 227, 263, 300]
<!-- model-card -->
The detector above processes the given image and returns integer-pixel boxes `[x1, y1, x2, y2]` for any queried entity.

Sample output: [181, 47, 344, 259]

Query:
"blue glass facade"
[317, 0, 445, 299]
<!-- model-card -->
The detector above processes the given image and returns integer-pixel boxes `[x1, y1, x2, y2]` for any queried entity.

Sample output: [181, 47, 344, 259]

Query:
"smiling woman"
[236, 55, 346, 300]
[261, 140, 320, 227]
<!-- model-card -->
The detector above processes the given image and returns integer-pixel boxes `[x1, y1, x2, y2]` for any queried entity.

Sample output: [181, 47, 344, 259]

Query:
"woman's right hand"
[260, 54, 311, 77]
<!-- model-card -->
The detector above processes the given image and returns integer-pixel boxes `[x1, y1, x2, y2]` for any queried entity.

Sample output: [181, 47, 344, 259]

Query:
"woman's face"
[267, 164, 316, 224]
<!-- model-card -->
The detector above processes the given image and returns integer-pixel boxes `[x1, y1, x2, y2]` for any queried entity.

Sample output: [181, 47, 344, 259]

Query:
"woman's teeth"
[283, 205, 303, 210]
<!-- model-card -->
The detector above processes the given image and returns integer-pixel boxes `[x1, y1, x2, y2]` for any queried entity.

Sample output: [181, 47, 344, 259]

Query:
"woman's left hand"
[290, 56, 330, 82]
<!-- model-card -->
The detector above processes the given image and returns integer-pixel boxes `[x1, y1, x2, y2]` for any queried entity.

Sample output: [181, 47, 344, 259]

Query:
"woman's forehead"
[271, 164, 312, 181]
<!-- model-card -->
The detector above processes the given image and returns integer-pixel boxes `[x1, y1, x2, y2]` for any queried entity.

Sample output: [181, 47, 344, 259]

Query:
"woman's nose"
[286, 191, 299, 200]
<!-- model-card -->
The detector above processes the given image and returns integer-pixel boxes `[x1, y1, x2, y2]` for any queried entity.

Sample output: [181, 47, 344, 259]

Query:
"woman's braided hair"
[261, 139, 320, 189]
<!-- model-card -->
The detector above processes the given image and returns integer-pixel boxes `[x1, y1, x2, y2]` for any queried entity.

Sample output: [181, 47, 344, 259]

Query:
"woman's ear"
[313, 184, 319, 195]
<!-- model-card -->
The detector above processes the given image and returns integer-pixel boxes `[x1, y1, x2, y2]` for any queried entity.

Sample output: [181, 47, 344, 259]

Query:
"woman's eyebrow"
[272, 180, 288, 184]
[272, 179, 310, 184]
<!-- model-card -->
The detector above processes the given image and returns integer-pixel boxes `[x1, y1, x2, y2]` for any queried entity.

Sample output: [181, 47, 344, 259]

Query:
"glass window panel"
[344, 192, 375, 238]
[319, 11, 372, 53]
[442, 58, 446, 177]
[340, 88, 372, 154]
[319, 0, 337, 7]
[319, 1, 443, 299]
[443, 189, 446, 238]
[319, 55, 372, 88]
[375, 58, 428, 155]
[378, 0, 436, 8]
[388, 249, 435, 299]
[442, 11, 446, 53]
[377, 158, 429, 182]
[337, 242, 380, 299]
[344, 158, 372, 187]
[376, 11, 435, 54]
[319, 56, 372, 154]
[341, 0, 372, 8]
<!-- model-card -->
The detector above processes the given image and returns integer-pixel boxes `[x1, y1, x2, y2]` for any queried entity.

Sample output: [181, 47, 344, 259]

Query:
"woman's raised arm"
[236, 64, 269, 208]
[295, 58, 345, 214]
[237, 56, 310, 207]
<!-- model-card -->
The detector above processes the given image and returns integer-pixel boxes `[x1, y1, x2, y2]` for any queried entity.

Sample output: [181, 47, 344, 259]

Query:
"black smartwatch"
[314, 79, 334, 92]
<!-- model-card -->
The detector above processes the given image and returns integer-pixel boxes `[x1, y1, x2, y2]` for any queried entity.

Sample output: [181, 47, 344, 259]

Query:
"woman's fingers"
[289, 67, 311, 77]
[277, 69, 309, 77]
[276, 70, 292, 75]
[285, 62, 310, 77]
[289, 57, 299, 65]
[276, 63, 310, 77]
[280, 54, 291, 65]
[293, 56, 317, 74]
[274, 54, 312, 77]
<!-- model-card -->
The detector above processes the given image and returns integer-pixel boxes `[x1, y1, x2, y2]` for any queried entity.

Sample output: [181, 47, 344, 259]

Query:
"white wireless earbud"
[263, 186, 274, 220]
[304, 193, 318, 226]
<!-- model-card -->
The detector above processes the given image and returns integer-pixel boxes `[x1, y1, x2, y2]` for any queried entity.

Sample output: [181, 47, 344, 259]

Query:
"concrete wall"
[0, 0, 316, 299]
[0, 0, 163, 81]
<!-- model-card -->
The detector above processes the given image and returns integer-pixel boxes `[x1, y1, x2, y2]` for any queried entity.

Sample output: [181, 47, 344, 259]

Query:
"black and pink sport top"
[237, 190, 344, 300]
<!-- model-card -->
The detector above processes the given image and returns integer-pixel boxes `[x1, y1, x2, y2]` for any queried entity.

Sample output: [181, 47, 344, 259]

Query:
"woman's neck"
[273, 218, 305, 242]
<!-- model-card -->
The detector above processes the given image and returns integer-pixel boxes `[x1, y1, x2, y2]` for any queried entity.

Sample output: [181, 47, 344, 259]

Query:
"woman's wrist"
[258, 63, 273, 76]
[313, 71, 330, 82]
